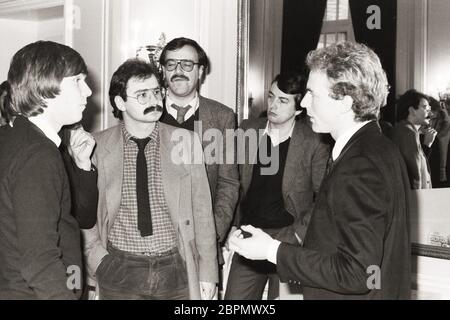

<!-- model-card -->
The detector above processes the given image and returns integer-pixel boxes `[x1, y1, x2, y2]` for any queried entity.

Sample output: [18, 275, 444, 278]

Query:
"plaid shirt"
[108, 122, 177, 254]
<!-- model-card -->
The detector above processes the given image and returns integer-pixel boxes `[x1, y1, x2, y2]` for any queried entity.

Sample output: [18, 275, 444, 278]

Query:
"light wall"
[0, 19, 38, 80]
[397, 0, 450, 98]
[69, 0, 239, 130]
[426, 0, 450, 97]
[125, 0, 238, 111]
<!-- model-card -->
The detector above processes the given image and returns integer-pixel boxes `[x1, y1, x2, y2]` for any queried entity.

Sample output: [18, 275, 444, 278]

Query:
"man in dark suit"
[0, 41, 94, 299]
[159, 38, 240, 268]
[229, 42, 411, 299]
[224, 73, 329, 300]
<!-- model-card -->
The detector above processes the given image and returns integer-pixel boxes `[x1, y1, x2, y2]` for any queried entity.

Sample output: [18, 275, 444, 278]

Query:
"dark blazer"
[0, 116, 82, 299]
[276, 121, 411, 299]
[234, 117, 329, 244]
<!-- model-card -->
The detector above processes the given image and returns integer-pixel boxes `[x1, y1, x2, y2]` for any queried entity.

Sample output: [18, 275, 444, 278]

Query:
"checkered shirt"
[108, 122, 178, 254]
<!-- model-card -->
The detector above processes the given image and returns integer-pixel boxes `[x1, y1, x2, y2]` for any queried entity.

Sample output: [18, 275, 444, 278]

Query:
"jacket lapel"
[332, 121, 380, 171]
[102, 127, 124, 227]
[198, 96, 216, 149]
[282, 121, 303, 195]
[159, 123, 189, 226]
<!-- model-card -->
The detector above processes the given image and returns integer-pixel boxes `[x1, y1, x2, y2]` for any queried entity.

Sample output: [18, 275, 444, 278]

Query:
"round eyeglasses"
[163, 59, 200, 72]
[127, 88, 163, 105]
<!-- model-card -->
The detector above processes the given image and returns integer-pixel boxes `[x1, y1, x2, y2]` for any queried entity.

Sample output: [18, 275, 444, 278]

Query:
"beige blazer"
[82, 122, 218, 299]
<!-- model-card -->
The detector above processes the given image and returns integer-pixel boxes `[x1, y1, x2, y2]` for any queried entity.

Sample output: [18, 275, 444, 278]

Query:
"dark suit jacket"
[0, 116, 82, 299]
[234, 117, 329, 244]
[162, 96, 240, 245]
[276, 121, 411, 299]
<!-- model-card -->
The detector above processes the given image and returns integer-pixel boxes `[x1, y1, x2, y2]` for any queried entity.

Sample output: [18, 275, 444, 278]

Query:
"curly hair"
[306, 41, 389, 122]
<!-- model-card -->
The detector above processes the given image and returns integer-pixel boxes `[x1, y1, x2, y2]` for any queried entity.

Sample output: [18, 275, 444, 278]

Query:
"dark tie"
[326, 154, 334, 176]
[131, 137, 152, 237]
[171, 104, 192, 124]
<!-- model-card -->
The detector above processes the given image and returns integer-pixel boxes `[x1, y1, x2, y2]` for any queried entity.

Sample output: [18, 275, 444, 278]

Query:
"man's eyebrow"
[133, 88, 150, 94]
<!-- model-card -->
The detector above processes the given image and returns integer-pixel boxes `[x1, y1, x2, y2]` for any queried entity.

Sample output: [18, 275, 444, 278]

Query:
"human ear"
[340, 95, 354, 113]
[115, 96, 126, 112]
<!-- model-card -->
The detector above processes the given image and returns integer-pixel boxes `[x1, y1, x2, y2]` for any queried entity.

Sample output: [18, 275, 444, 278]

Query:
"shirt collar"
[166, 92, 199, 120]
[121, 121, 159, 144]
[332, 120, 371, 160]
[263, 120, 295, 147]
[28, 115, 61, 147]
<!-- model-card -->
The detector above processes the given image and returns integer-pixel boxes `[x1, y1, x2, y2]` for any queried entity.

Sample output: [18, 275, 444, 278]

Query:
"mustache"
[143, 105, 163, 115]
[170, 75, 189, 82]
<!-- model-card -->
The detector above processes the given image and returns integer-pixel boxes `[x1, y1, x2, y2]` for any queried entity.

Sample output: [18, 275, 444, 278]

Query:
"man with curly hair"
[229, 42, 411, 300]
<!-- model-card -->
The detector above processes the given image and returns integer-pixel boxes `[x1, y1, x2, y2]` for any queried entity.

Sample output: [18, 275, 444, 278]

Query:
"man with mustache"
[391, 89, 435, 189]
[82, 59, 218, 299]
[159, 38, 240, 279]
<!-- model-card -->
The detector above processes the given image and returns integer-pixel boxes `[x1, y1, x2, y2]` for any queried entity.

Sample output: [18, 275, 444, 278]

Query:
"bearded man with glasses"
[159, 38, 239, 295]
[82, 58, 218, 300]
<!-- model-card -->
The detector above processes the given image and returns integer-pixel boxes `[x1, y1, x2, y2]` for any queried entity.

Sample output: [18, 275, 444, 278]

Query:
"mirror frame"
[236, 0, 249, 125]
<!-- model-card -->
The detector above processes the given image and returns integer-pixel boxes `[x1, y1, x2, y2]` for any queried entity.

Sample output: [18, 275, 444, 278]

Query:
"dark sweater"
[240, 135, 293, 228]
[0, 116, 82, 299]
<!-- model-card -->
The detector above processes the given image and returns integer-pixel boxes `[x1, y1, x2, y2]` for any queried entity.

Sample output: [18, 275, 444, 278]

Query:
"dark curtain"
[349, 0, 397, 125]
[280, 0, 327, 74]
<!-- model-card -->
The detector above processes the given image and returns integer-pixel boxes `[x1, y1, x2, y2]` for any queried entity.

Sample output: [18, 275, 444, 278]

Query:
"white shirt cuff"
[267, 239, 281, 264]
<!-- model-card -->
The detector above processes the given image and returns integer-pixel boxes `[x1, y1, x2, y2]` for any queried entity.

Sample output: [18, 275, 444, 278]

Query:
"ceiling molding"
[0, 0, 64, 14]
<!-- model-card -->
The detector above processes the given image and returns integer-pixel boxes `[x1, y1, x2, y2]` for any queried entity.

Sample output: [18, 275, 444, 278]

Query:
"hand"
[68, 127, 96, 170]
[422, 127, 437, 147]
[199, 281, 217, 300]
[225, 226, 238, 251]
[228, 225, 274, 260]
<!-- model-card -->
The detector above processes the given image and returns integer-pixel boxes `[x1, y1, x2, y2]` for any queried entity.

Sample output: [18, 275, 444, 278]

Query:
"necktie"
[171, 104, 192, 124]
[131, 137, 152, 237]
[326, 154, 334, 176]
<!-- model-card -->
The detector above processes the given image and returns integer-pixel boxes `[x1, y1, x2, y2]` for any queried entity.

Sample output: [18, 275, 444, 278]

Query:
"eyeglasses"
[163, 59, 200, 72]
[127, 88, 163, 105]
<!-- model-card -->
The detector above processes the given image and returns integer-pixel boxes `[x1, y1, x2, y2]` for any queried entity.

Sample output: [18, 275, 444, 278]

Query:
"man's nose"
[269, 99, 279, 110]
[300, 94, 310, 109]
[84, 83, 92, 97]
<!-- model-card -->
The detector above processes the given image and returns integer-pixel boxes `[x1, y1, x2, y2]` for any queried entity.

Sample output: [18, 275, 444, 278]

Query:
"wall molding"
[0, 0, 63, 14]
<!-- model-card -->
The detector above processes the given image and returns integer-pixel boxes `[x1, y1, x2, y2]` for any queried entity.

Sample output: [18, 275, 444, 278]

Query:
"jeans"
[96, 244, 189, 300]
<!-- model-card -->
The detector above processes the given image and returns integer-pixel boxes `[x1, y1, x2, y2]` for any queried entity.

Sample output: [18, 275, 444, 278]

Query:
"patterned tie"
[171, 104, 192, 124]
[131, 137, 152, 237]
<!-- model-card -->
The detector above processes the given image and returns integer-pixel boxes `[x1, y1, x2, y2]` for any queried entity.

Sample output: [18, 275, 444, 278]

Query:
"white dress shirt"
[263, 120, 295, 147]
